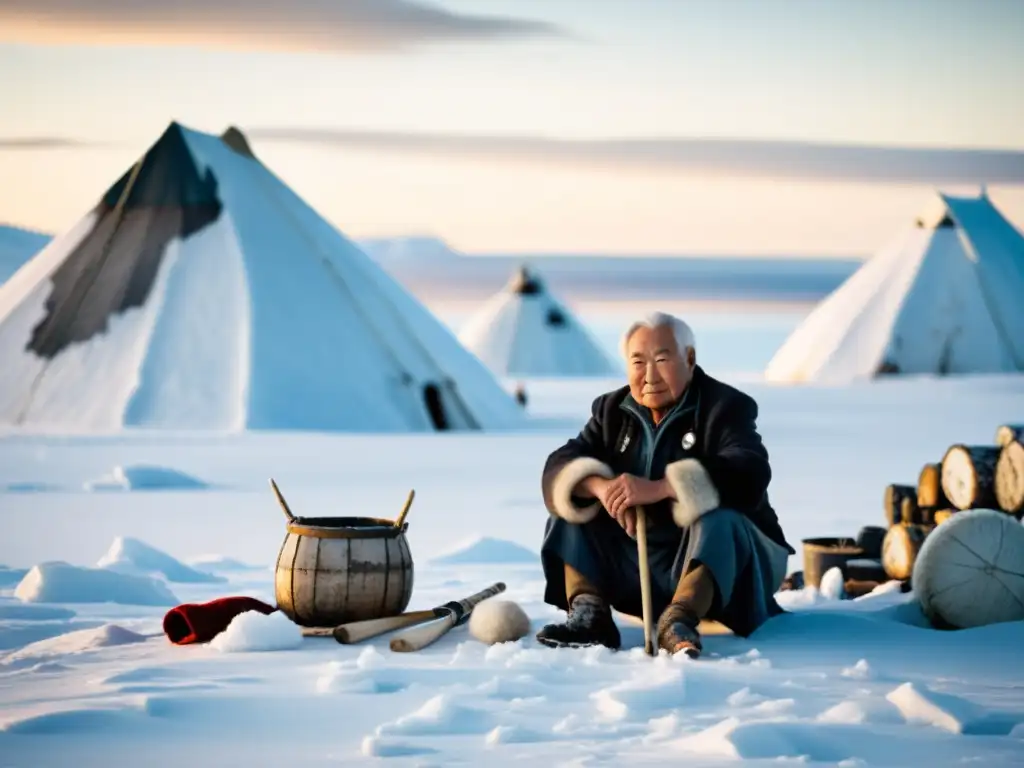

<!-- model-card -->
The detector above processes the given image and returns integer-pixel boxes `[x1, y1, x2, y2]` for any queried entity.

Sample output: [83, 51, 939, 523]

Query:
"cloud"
[0, 0, 565, 53]
[0, 136, 92, 149]
[243, 127, 1024, 184]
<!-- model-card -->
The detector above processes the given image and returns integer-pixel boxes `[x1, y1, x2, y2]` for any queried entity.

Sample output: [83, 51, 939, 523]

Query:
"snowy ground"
[2, 373, 1024, 766]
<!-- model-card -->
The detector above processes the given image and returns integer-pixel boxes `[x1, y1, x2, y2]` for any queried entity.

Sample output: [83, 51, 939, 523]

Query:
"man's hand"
[599, 474, 672, 537]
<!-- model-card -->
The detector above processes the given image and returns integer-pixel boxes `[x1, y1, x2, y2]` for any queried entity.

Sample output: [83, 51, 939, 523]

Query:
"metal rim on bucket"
[286, 516, 409, 539]
[801, 536, 861, 554]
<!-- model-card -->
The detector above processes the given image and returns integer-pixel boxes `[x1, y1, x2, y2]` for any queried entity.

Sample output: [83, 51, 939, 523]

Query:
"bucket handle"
[394, 489, 415, 529]
[269, 478, 296, 523]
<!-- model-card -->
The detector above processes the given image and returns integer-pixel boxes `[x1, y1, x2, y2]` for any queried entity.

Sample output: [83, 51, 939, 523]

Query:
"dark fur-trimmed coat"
[541, 365, 792, 553]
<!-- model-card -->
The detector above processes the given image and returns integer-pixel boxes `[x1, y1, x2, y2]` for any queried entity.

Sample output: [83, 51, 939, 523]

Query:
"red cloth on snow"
[163, 596, 277, 645]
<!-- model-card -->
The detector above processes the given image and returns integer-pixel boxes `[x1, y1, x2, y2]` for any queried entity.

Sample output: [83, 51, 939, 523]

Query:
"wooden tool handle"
[388, 582, 506, 653]
[394, 489, 415, 529]
[389, 614, 456, 653]
[635, 505, 655, 656]
[334, 609, 437, 644]
[269, 478, 296, 523]
[451, 581, 506, 615]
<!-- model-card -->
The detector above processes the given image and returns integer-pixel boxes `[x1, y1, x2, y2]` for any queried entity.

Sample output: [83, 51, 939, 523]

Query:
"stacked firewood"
[880, 422, 1024, 585]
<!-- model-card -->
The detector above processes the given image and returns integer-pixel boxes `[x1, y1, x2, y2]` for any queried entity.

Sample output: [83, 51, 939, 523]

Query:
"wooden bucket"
[801, 536, 864, 589]
[274, 516, 414, 628]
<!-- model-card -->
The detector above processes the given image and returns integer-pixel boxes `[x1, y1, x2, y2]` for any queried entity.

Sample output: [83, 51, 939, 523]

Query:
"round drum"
[274, 516, 414, 628]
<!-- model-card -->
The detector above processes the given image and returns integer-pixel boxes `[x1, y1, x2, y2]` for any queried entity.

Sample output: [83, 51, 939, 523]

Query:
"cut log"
[780, 571, 804, 591]
[916, 506, 943, 525]
[901, 496, 927, 525]
[882, 524, 930, 581]
[844, 579, 883, 599]
[995, 424, 1024, 448]
[855, 526, 887, 559]
[916, 463, 948, 509]
[884, 484, 916, 526]
[995, 440, 1024, 515]
[932, 509, 957, 525]
[899, 496, 941, 525]
[940, 444, 1000, 510]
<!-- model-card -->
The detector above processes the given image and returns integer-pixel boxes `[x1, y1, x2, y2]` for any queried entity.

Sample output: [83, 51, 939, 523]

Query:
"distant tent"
[764, 192, 1024, 383]
[0, 121, 526, 432]
[0, 224, 51, 285]
[458, 266, 618, 377]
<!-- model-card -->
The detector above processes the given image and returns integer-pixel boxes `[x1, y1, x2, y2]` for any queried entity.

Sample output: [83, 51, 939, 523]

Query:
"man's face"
[626, 324, 694, 412]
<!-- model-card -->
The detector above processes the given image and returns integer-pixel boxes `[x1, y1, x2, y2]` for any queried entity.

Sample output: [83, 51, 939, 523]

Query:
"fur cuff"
[550, 457, 615, 524]
[664, 458, 720, 528]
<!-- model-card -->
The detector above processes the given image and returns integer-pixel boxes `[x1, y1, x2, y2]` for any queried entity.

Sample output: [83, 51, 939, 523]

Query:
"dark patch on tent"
[422, 383, 449, 430]
[915, 213, 955, 229]
[545, 307, 567, 327]
[27, 122, 223, 359]
[509, 266, 542, 296]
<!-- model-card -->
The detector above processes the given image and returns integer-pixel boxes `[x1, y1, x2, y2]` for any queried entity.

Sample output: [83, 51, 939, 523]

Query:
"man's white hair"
[620, 311, 696, 361]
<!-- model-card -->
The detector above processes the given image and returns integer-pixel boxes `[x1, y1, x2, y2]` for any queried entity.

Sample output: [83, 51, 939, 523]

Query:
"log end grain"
[917, 462, 947, 509]
[882, 524, 930, 581]
[995, 440, 1024, 515]
[941, 444, 1000, 510]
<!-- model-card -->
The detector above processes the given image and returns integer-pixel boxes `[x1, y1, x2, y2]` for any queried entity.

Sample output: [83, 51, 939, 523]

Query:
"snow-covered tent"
[458, 266, 618, 377]
[0, 122, 526, 432]
[764, 192, 1024, 383]
[0, 224, 51, 285]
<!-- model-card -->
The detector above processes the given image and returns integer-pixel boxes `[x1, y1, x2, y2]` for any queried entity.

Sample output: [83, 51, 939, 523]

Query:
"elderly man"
[536, 312, 793, 658]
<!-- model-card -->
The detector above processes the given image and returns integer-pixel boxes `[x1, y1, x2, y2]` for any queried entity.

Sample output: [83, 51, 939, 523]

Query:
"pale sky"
[1, 0, 1023, 255]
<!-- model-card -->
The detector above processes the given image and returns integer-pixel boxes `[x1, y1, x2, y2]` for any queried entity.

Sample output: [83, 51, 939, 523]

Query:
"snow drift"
[14, 562, 178, 606]
[431, 536, 538, 565]
[209, 610, 302, 653]
[96, 537, 225, 584]
[2, 624, 147, 666]
[84, 464, 208, 492]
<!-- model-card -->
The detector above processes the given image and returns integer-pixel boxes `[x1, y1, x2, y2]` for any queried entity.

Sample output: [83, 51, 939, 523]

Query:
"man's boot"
[536, 594, 621, 649]
[657, 563, 715, 659]
[656, 602, 702, 658]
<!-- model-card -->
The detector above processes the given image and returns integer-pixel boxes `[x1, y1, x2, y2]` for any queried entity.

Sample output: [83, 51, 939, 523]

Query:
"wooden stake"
[635, 505, 655, 657]
[394, 489, 415, 529]
[269, 477, 296, 523]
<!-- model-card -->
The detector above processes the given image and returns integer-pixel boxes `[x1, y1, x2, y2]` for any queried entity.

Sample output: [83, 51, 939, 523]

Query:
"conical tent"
[0, 122, 526, 432]
[764, 192, 1024, 383]
[459, 266, 618, 377]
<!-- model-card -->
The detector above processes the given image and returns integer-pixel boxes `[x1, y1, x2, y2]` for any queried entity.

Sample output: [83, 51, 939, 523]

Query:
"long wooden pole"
[635, 505, 655, 656]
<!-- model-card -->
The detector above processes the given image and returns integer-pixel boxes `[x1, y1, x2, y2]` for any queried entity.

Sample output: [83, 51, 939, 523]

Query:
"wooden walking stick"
[635, 504, 656, 656]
